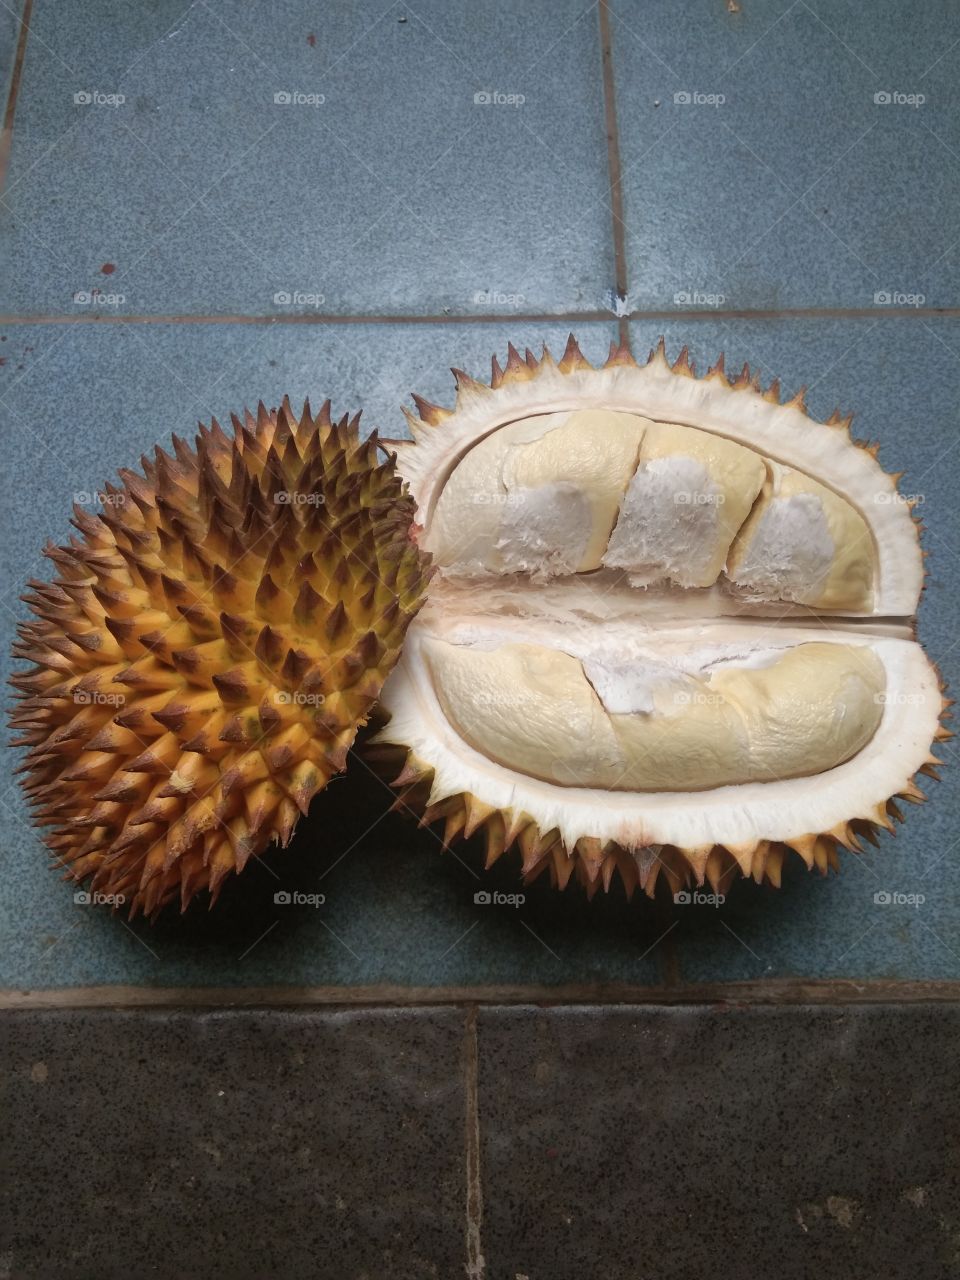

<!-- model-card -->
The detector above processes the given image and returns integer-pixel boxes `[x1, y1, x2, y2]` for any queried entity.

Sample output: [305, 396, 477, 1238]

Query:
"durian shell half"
[371, 337, 950, 898]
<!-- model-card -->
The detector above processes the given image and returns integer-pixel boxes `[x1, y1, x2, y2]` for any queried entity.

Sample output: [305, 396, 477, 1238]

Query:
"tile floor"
[2, 3, 960, 1275]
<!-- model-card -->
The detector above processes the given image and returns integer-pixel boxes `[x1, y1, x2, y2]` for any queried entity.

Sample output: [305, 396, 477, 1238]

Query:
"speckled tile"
[0, 1005, 465, 1279]
[626, 319, 960, 981]
[610, 0, 960, 309]
[0, 3, 25, 120]
[0, 318, 679, 993]
[0, 0, 615, 316]
[477, 1003, 960, 1280]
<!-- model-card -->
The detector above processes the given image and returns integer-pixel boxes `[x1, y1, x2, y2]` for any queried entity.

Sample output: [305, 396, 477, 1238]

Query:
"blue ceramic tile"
[0, 318, 680, 992]
[0, 3, 24, 113]
[0, 0, 615, 316]
[627, 318, 960, 981]
[610, 0, 960, 309]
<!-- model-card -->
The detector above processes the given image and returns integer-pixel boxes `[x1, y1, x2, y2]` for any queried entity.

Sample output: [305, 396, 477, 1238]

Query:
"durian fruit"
[370, 337, 949, 899]
[10, 399, 430, 916]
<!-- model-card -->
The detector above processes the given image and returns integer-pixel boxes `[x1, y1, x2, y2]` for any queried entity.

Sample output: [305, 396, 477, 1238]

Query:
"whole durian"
[370, 337, 950, 900]
[10, 398, 430, 917]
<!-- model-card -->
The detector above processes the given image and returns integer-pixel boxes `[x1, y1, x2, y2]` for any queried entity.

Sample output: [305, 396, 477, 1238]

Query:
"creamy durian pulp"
[413, 407, 884, 792]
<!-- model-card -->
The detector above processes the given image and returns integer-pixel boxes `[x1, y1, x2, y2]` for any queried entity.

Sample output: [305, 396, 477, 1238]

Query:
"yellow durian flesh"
[425, 405, 875, 612]
[427, 409, 646, 575]
[603, 421, 766, 589]
[726, 463, 875, 611]
[421, 636, 885, 792]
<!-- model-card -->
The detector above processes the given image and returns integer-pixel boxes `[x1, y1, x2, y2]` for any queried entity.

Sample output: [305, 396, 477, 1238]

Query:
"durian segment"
[393, 337, 923, 617]
[602, 421, 766, 588]
[426, 409, 647, 575]
[421, 636, 884, 791]
[374, 616, 946, 875]
[10, 400, 431, 917]
[724, 462, 874, 611]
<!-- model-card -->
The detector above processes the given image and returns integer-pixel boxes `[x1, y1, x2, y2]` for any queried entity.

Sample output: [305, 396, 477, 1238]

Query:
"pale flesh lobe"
[404, 408, 901, 809]
[421, 636, 886, 792]
[426, 410, 876, 612]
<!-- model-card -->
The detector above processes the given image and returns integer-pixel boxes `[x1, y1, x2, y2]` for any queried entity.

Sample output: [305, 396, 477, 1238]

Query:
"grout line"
[1, 308, 959, 327]
[464, 1005, 485, 1280]
[0, 311, 617, 326]
[4, 979, 960, 1010]
[597, 0, 630, 351]
[0, 0, 33, 196]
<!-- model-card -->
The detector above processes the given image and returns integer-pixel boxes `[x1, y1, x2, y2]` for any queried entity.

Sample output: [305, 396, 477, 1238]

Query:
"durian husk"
[369, 719, 952, 900]
[10, 399, 431, 917]
[369, 335, 952, 900]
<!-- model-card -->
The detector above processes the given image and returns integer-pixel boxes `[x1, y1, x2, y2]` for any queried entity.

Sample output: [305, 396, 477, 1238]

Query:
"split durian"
[10, 400, 430, 916]
[370, 337, 949, 899]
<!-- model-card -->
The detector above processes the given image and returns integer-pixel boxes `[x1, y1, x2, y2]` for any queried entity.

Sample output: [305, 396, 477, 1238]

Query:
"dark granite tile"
[478, 1003, 960, 1280]
[0, 1006, 466, 1279]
